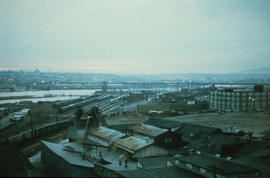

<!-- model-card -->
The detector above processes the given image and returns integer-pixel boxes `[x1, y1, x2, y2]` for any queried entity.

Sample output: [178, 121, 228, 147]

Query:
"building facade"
[209, 90, 270, 112]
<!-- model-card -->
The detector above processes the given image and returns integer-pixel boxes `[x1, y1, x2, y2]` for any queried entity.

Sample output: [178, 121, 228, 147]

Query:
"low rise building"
[113, 136, 168, 159]
[175, 154, 260, 178]
[174, 123, 222, 143]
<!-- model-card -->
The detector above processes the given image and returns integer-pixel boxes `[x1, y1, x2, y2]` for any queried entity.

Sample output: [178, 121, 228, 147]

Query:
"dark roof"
[208, 133, 242, 148]
[174, 123, 222, 142]
[138, 156, 174, 169]
[175, 154, 259, 175]
[143, 118, 183, 129]
[117, 166, 203, 178]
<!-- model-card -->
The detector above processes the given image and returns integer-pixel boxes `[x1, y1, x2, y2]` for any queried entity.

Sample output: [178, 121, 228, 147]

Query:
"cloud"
[0, 0, 270, 74]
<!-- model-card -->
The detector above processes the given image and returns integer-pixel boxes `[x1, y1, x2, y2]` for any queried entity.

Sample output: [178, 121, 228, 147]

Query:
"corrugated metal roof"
[87, 135, 111, 147]
[175, 154, 259, 174]
[129, 124, 168, 138]
[88, 126, 124, 144]
[114, 136, 152, 153]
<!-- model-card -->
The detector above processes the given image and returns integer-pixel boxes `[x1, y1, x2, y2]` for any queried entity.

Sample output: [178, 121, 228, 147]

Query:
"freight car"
[7, 119, 72, 145]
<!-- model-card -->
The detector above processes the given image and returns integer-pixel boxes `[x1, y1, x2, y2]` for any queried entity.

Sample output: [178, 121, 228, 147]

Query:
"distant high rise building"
[209, 85, 270, 112]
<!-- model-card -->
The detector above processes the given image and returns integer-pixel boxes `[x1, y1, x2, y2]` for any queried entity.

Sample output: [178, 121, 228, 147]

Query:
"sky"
[0, 0, 270, 74]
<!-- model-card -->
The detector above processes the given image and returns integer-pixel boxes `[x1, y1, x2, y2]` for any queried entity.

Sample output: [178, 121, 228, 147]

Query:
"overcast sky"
[0, 0, 269, 74]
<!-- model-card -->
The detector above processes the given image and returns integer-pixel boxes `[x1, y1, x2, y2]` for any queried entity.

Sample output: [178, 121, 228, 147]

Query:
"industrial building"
[175, 154, 260, 178]
[41, 140, 96, 177]
[129, 121, 183, 149]
[209, 86, 270, 112]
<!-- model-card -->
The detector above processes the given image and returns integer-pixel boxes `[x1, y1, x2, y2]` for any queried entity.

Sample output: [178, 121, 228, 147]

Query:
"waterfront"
[0, 89, 98, 104]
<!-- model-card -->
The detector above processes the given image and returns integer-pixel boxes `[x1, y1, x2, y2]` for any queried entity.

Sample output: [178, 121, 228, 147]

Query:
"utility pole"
[207, 165, 223, 178]
[30, 110, 33, 130]
[29, 110, 33, 138]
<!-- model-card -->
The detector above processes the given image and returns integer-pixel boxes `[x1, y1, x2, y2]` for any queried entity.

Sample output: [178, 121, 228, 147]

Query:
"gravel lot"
[165, 112, 270, 134]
